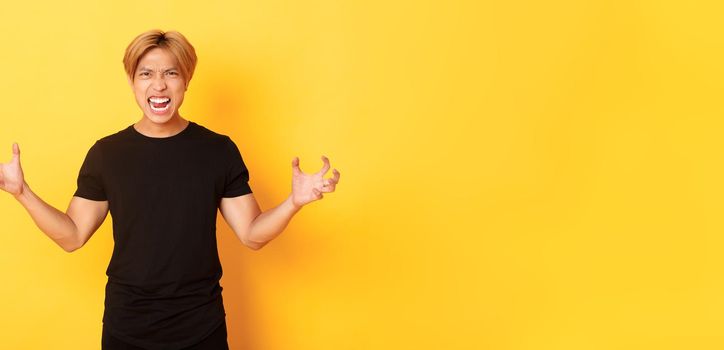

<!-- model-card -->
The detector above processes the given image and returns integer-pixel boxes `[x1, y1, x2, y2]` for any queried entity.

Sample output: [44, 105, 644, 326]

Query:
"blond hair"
[123, 29, 198, 85]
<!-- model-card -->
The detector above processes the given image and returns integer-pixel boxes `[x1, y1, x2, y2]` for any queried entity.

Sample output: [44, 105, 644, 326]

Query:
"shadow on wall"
[204, 60, 340, 350]
[205, 65, 266, 350]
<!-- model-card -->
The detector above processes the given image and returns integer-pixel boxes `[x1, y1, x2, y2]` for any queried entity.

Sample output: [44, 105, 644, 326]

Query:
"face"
[127, 47, 189, 125]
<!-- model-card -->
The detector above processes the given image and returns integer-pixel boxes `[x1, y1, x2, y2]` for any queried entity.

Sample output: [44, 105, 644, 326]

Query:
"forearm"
[247, 193, 302, 247]
[14, 182, 79, 252]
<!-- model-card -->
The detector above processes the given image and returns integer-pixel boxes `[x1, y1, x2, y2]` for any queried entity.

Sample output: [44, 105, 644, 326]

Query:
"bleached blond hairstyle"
[123, 29, 198, 85]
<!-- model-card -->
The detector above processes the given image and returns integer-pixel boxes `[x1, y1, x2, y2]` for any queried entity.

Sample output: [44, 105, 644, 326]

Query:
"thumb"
[291, 156, 302, 176]
[12, 142, 20, 161]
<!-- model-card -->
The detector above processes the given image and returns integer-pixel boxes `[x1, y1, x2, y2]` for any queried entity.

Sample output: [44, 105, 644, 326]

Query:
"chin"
[146, 112, 176, 124]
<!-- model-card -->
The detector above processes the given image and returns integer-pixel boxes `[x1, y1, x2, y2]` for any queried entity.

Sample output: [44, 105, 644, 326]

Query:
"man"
[0, 29, 340, 349]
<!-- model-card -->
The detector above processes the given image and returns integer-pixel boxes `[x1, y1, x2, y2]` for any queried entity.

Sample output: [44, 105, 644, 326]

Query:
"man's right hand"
[0, 143, 25, 197]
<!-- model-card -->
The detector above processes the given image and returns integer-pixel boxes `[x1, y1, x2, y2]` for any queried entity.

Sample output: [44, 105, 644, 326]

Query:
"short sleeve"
[74, 141, 107, 201]
[223, 136, 253, 198]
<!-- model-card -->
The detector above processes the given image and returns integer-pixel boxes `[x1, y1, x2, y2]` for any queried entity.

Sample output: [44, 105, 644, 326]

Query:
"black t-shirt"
[74, 120, 252, 349]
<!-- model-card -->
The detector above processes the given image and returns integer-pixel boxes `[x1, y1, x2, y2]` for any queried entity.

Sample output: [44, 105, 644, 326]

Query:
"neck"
[134, 115, 189, 138]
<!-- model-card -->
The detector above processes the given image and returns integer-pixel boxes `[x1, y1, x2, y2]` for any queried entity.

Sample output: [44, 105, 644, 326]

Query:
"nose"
[152, 75, 167, 90]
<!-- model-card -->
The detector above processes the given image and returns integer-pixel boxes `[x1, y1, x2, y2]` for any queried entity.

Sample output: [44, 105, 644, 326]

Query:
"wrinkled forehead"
[137, 48, 179, 70]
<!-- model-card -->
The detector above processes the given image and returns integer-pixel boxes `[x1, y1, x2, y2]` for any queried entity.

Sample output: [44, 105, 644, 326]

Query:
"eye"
[167, 71, 178, 76]
[139, 72, 150, 77]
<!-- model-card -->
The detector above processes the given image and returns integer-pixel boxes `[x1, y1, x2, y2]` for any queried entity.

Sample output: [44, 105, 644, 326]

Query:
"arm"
[219, 193, 300, 250]
[15, 183, 108, 252]
[219, 155, 340, 250]
[2, 143, 109, 252]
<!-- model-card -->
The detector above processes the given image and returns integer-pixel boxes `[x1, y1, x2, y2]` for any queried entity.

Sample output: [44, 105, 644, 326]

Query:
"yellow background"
[0, 0, 722, 349]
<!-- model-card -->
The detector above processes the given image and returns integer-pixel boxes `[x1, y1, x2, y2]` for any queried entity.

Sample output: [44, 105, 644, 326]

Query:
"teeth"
[149, 97, 170, 103]
[150, 104, 170, 112]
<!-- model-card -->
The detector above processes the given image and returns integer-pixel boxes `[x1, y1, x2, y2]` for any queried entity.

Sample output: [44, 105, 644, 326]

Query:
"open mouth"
[148, 97, 171, 113]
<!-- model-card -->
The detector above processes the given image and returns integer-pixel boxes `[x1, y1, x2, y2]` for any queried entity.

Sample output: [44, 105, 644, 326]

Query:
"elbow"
[61, 220, 82, 253]
[62, 231, 83, 253]
[241, 233, 266, 251]
[239, 227, 267, 251]
[63, 236, 82, 253]
[244, 238, 266, 251]
[63, 243, 80, 253]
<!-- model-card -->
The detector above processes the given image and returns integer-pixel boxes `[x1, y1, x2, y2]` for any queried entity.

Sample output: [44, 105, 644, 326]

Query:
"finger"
[312, 187, 323, 199]
[316, 155, 330, 176]
[291, 156, 302, 176]
[323, 171, 339, 187]
[332, 168, 340, 184]
[321, 182, 335, 193]
[321, 179, 331, 190]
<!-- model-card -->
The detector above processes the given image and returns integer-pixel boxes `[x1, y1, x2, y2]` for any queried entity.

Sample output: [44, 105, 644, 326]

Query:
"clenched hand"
[290, 155, 340, 208]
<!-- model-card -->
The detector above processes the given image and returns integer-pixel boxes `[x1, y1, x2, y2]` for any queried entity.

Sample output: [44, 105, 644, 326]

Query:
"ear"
[127, 75, 133, 88]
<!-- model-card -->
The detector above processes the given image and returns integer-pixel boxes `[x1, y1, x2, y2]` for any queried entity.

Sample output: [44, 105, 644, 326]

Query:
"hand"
[0, 143, 25, 196]
[290, 155, 340, 208]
